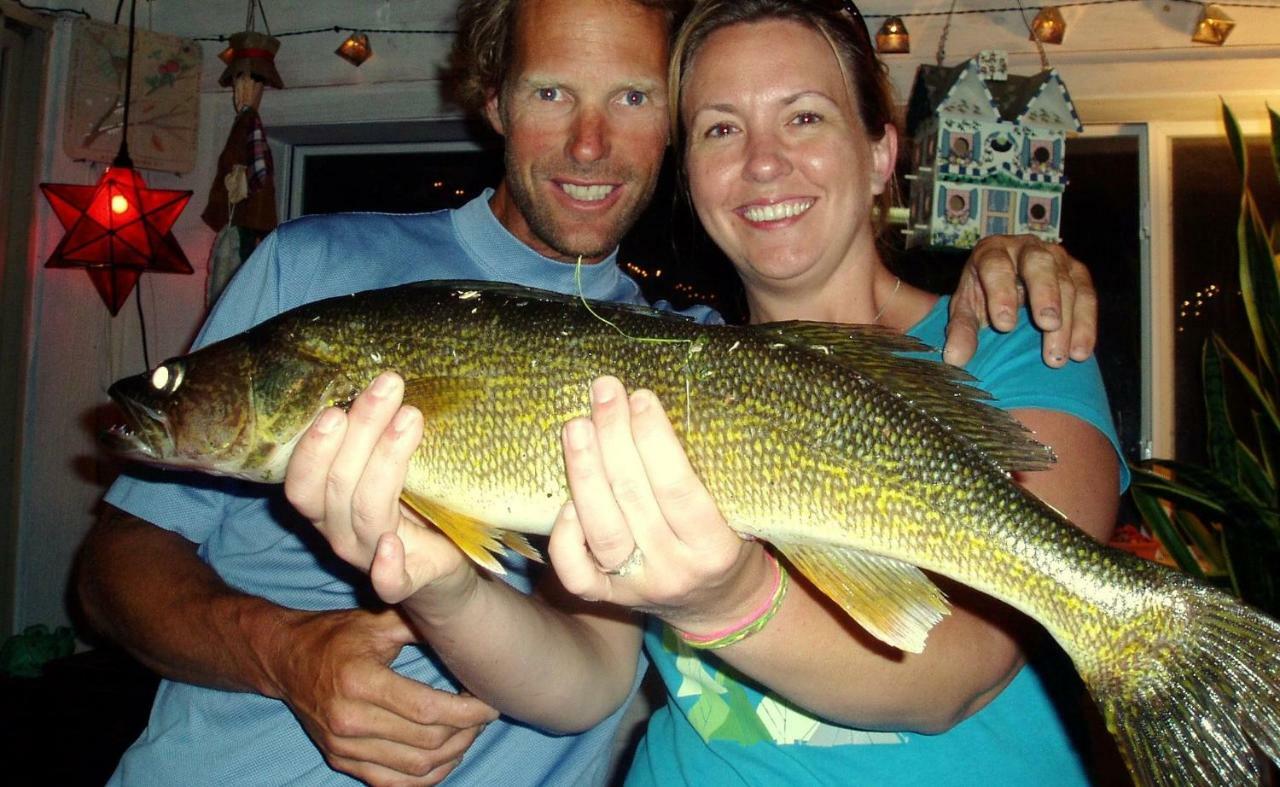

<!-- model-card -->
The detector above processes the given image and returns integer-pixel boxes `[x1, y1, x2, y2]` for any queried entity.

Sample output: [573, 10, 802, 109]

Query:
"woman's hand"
[284, 372, 475, 606]
[548, 376, 773, 636]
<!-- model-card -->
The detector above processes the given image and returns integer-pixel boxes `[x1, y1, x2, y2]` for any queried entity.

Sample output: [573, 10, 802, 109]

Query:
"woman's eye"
[705, 122, 735, 139]
[622, 90, 647, 107]
[792, 111, 822, 126]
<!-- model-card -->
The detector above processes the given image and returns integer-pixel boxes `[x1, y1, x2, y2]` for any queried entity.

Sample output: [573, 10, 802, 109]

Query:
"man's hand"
[271, 607, 498, 786]
[944, 235, 1098, 368]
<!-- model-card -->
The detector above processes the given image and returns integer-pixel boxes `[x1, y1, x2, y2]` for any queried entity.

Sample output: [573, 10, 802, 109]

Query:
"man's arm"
[944, 235, 1098, 367]
[76, 507, 496, 786]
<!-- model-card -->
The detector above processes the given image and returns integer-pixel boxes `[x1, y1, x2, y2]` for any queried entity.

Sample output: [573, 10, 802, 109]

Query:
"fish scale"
[104, 279, 1280, 786]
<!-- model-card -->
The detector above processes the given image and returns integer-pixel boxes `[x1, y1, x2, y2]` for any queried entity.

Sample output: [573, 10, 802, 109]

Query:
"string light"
[1030, 6, 1068, 44]
[335, 31, 372, 66]
[876, 17, 911, 54]
[1191, 4, 1236, 45]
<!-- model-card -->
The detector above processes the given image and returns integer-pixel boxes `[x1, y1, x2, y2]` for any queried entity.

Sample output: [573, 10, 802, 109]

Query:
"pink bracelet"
[676, 551, 789, 650]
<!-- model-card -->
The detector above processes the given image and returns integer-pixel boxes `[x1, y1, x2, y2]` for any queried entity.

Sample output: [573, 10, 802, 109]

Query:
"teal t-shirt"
[629, 296, 1128, 787]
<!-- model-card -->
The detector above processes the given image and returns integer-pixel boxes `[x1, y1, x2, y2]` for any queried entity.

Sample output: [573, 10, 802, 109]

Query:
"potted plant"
[1128, 103, 1279, 617]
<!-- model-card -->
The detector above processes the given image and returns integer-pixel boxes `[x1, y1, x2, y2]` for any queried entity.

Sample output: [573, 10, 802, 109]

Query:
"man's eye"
[537, 87, 561, 101]
[622, 90, 647, 107]
[792, 111, 822, 125]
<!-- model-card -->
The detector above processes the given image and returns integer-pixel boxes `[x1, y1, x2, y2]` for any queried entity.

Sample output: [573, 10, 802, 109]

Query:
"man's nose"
[567, 107, 610, 164]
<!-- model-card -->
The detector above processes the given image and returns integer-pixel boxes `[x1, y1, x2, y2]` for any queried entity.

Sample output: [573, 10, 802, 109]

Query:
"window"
[292, 141, 503, 218]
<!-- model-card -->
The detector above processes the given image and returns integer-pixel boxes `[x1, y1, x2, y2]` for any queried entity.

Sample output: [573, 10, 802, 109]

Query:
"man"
[77, 0, 1096, 784]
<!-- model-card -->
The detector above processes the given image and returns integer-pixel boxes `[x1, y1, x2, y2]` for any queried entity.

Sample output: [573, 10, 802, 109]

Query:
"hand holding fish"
[549, 377, 775, 635]
[946, 236, 1097, 368]
[284, 372, 476, 605]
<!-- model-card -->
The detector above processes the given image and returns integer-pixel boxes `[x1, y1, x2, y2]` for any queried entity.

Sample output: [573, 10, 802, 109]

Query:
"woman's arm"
[551, 377, 1118, 732]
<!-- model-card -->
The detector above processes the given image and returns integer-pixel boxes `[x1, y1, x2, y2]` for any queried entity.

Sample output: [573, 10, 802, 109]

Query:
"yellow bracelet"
[675, 553, 789, 651]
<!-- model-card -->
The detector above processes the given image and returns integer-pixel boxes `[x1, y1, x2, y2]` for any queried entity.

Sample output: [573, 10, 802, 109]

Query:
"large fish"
[104, 280, 1280, 786]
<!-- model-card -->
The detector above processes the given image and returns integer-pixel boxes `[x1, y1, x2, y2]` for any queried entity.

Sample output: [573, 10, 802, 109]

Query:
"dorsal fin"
[753, 321, 1054, 473]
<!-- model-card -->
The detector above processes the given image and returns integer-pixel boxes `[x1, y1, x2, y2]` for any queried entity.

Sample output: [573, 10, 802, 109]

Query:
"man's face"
[486, 0, 670, 263]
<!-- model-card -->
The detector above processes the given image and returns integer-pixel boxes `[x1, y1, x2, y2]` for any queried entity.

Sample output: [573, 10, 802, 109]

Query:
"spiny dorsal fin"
[775, 543, 950, 654]
[400, 490, 508, 575]
[403, 279, 694, 323]
[755, 321, 1054, 473]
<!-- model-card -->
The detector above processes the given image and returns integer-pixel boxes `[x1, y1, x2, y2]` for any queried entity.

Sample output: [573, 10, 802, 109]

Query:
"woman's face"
[681, 18, 895, 293]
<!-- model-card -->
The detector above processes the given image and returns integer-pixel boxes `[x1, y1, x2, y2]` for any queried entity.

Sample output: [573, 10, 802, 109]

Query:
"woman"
[548, 1, 1125, 783]
[285, 1, 1125, 783]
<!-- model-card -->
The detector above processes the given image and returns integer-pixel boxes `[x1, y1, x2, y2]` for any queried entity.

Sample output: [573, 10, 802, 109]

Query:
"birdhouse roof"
[906, 61, 1082, 135]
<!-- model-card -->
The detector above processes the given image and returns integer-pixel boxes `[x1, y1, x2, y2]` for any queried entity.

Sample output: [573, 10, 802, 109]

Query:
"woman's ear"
[869, 124, 899, 197]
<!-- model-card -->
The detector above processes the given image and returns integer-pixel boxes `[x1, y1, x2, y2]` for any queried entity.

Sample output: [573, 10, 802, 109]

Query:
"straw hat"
[218, 30, 284, 90]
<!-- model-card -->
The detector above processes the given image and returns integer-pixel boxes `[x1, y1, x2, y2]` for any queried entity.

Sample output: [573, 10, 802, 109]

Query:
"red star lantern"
[41, 163, 193, 315]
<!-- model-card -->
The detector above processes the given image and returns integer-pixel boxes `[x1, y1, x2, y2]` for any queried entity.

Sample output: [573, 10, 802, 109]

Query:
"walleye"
[104, 280, 1280, 787]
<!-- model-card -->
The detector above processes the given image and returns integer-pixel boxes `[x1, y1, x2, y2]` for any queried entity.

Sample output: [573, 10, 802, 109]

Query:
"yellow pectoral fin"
[400, 490, 509, 575]
[776, 544, 950, 654]
[502, 531, 545, 564]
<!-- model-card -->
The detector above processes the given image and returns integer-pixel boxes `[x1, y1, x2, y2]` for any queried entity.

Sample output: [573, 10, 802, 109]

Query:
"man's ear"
[869, 124, 899, 197]
[483, 90, 505, 136]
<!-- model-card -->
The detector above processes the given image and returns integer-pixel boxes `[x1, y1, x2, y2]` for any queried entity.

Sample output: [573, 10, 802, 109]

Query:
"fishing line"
[573, 255, 702, 435]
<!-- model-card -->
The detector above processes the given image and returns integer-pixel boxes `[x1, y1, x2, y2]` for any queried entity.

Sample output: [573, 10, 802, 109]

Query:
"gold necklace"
[872, 276, 901, 325]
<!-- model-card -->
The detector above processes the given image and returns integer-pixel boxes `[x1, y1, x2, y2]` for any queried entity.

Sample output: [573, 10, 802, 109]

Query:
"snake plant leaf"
[1223, 102, 1249, 181]
[1174, 508, 1227, 575]
[1214, 335, 1280, 435]
[1238, 192, 1280, 377]
[1254, 410, 1278, 487]
[1130, 485, 1205, 578]
[1270, 105, 1279, 189]
[1128, 465, 1228, 514]
[1203, 337, 1238, 481]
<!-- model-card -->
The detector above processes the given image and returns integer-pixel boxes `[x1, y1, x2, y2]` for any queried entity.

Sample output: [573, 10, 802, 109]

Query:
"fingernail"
[561, 501, 577, 521]
[565, 419, 591, 450]
[314, 408, 342, 434]
[1071, 346, 1088, 360]
[1039, 307, 1060, 322]
[391, 406, 417, 434]
[630, 390, 651, 414]
[591, 378, 615, 405]
[370, 373, 399, 398]
[999, 306, 1014, 323]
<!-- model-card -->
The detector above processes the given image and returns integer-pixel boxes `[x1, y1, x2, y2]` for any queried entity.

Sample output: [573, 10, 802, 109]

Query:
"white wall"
[11, 0, 1280, 633]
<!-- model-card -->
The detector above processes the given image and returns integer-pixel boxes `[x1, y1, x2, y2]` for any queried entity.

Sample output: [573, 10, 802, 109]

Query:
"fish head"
[104, 333, 349, 482]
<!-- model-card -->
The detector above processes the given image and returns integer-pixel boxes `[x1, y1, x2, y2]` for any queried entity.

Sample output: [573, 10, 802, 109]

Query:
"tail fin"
[1090, 580, 1280, 786]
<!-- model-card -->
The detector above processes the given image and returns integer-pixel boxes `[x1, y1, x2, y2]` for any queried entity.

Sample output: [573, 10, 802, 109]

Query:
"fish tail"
[1088, 578, 1280, 786]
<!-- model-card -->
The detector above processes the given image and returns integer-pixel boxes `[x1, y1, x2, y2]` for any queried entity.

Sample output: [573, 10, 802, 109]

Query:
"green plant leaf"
[1237, 192, 1280, 376]
[1127, 466, 1228, 514]
[1203, 337, 1238, 479]
[1130, 485, 1206, 578]
[1174, 508, 1227, 574]
[1253, 410, 1279, 493]
[1235, 442, 1273, 511]
[1269, 104, 1279, 187]
[1215, 335, 1280, 435]
[1223, 101, 1248, 180]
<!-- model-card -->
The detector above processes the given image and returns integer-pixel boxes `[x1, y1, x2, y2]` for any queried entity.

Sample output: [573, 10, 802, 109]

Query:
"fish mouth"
[101, 388, 173, 463]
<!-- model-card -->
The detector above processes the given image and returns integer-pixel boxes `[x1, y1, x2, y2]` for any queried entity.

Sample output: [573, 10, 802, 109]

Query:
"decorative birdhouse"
[902, 50, 1082, 250]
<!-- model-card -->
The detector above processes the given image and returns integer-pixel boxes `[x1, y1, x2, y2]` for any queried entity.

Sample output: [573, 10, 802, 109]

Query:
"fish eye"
[150, 362, 185, 394]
